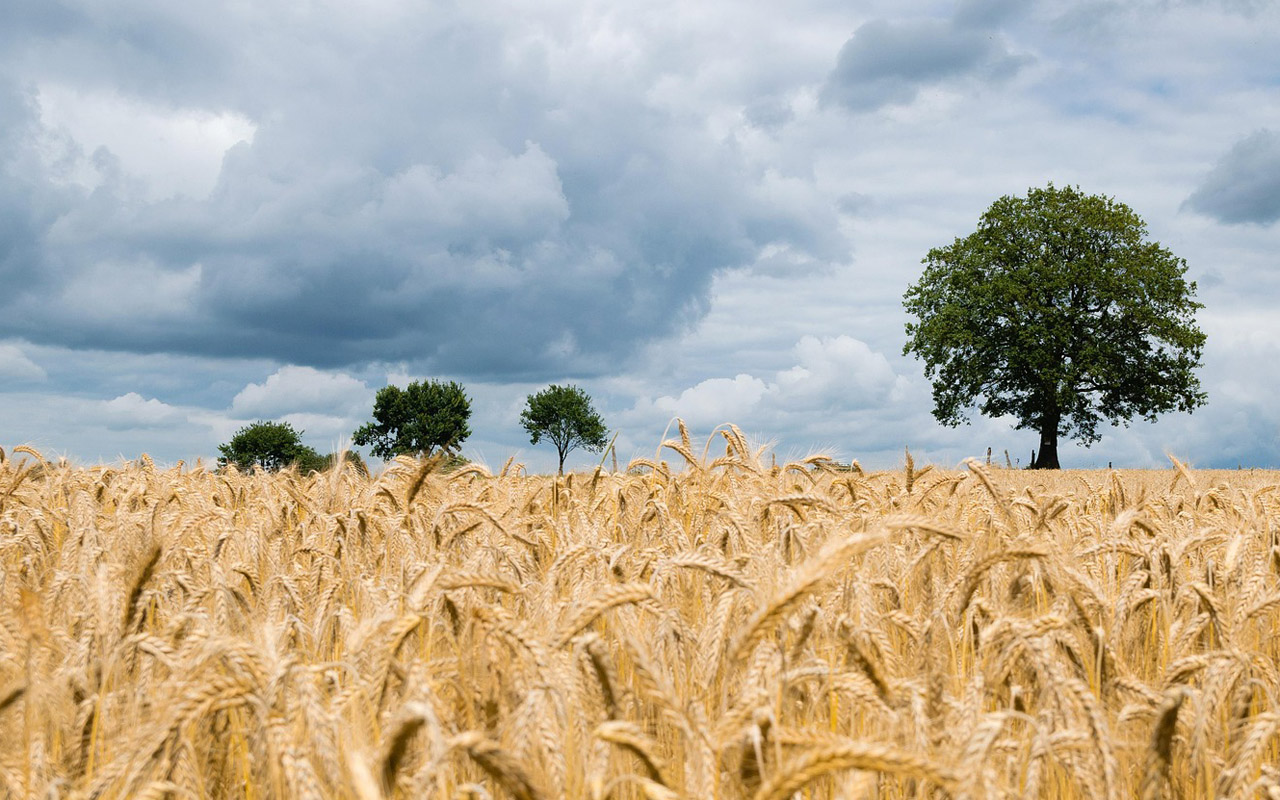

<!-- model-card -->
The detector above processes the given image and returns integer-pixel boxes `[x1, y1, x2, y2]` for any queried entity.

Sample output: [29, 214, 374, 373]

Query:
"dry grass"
[2, 426, 1280, 798]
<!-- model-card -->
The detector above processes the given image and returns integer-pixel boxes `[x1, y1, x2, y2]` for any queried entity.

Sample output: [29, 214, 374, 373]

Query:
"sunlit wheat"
[2, 427, 1279, 798]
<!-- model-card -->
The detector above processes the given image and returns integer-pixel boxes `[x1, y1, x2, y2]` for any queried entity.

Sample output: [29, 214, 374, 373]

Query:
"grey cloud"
[836, 192, 874, 216]
[3, 4, 230, 109]
[822, 17, 1028, 111]
[953, 0, 1027, 28]
[1050, 2, 1125, 41]
[743, 96, 794, 130]
[1174, 0, 1271, 14]
[9, 343, 276, 412]
[1198, 268, 1225, 290]
[0, 82, 68, 288]
[1185, 129, 1280, 225]
[0, 0, 84, 48]
[0, 5, 845, 379]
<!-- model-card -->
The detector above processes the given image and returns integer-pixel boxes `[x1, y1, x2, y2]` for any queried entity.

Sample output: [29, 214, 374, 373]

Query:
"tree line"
[217, 383, 608, 475]
[222, 183, 1207, 474]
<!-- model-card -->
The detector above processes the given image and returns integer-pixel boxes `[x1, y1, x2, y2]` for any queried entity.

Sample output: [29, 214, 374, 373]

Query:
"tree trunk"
[1031, 410, 1061, 469]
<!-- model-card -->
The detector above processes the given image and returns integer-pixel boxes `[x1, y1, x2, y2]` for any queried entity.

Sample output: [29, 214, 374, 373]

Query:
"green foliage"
[520, 384, 609, 474]
[291, 448, 330, 475]
[352, 380, 472, 460]
[218, 421, 323, 472]
[315, 449, 369, 476]
[903, 184, 1206, 468]
[438, 452, 471, 472]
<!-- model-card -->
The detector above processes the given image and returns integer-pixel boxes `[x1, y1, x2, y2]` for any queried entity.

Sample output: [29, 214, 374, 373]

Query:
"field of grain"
[2, 427, 1280, 799]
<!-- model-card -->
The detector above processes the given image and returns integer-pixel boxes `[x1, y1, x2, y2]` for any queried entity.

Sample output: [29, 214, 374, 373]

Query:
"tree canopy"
[352, 380, 471, 460]
[903, 184, 1206, 468]
[520, 384, 609, 474]
[218, 421, 325, 472]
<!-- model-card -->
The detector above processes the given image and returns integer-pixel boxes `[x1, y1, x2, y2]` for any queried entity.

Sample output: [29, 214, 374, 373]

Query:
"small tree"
[292, 448, 331, 475]
[218, 421, 322, 472]
[314, 450, 369, 476]
[520, 384, 609, 474]
[353, 380, 471, 460]
[903, 184, 1206, 468]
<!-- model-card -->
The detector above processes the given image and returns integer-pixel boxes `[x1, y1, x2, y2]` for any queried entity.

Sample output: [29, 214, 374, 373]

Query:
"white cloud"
[0, 387, 220, 466]
[277, 413, 361, 445]
[231, 366, 373, 418]
[634, 335, 907, 435]
[0, 343, 46, 382]
[775, 335, 902, 408]
[35, 83, 256, 201]
[100, 392, 182, 430]
[653, 374, 770, 428]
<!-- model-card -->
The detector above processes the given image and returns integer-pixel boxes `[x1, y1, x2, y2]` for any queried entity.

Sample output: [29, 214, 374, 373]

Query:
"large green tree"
[218, 421, 324, 472]
[903, 184, 1206, 469]
[353, 380, 471, 460]
[520, 384, 609, 474]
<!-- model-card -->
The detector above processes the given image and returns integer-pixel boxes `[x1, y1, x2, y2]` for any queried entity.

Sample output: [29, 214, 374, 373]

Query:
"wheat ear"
[451, 731, 546, 800]
[1141, 688, 1187, 800]
[580, 633, 620, 719]
[124, 544, 163, 633]
[0, 686, 24, 717]
[380, 713, 428, 794]
[595, 720, 672, 787]
[753, 741, 956, 800]
[555, 583, 653, 648]
[731, 531, 888, 661]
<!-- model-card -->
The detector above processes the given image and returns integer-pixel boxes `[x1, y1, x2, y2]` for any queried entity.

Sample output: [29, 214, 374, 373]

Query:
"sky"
[2, 0, 1279, 473]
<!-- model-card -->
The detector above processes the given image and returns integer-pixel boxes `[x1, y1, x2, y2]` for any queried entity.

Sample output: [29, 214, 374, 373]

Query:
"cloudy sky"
[2, 0, 1279, 472]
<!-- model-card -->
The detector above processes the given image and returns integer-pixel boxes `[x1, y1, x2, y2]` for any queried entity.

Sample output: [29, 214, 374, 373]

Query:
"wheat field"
[2, 425, 1280, 799]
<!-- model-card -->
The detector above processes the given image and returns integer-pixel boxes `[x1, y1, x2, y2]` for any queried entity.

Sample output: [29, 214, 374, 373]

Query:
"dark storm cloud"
[821, 13, 1029, 112]
[0, 3, 844, 379]
[1185, 130, 1280, 225]
[0, 82, 67, 289]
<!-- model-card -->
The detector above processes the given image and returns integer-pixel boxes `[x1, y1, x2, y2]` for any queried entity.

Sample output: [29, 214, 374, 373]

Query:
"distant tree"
[292, 448, 330, 475]
[520, 384, 609, 474]
[352, 380, 472, 460]
[314, 450, 369, 476]
[218, 421, 322, 472]
[903, 184, 1206, 469]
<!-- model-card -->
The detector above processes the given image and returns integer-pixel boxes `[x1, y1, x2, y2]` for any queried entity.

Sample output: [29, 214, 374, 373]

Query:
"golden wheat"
[2, 435, 1280, 798]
